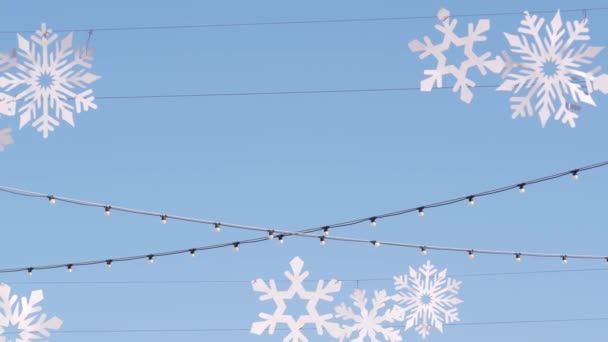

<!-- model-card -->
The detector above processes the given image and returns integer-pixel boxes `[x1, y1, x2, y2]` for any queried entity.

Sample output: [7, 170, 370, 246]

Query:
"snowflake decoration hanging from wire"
[0, 284, 63, 342]
[335, 289, 404, 342]
[498, 10, 608, 127]
[392, 261, 463, 340]
[0, 23, 101, 138]
[250, 256, 344, 342]
[409, 8, 505, 103]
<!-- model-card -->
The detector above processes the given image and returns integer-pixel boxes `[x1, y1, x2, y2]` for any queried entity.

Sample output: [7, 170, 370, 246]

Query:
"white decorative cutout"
[0, 284, 63, 342]
[392, 261, 462, 340]
[335, 289, 404, 342]
[0, 23, 101, 138]
[251, 256, 343, 341]
[499, 10, 607, 127]
[409, 8, 504, 103]
[0, 128, 13, 152]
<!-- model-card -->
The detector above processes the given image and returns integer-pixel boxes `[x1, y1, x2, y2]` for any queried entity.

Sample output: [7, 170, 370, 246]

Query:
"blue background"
[0, 0, 607, 341]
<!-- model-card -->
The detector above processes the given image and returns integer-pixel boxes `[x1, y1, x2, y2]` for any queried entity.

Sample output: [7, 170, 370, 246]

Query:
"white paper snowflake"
[0, 23, 101, 138]
[251, 256, 344, 342]
[335, 289, 404, 342]
[409, 8, 505, 103]
[499, 10, 608, 127]
[0, 128, 14, 152]
[0, 284, 63, 342]
[392, 261, 462, 340]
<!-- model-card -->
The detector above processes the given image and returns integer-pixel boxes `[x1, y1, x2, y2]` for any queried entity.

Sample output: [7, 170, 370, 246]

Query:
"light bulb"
[323, 227, 330, 237]
[106, 260, 112, 269]
[572, 170, 579, 181]
[148, 255, 155, 264]
[48, 196, 56, 205]
[515, 253, 522, 263]
[561, 255, 568, 264]
[468, 196, 475, 206]
[189, 249, 196, 257]
[104, 206, 111, 216]
[320, 236, 326, 246]
[518, 184, 526, 193]
[214, 223, 221, 233]
[370, 218, 377, 228]
[160, 215, 167, 224]
[278, 235, 284, 245]
[421, 246, 428, 256]
[67, 265, 73, 273]
[233, 243, 240, 252]
[372, 241, 381, 248]
[468, 250, 475, 260]
[418, 208, 425, 217]
[27, 268, 33, 277]
[268, 231, 274, 240]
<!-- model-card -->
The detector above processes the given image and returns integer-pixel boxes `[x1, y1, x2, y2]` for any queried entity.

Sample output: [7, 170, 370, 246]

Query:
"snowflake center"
[542, 59, 559, 77]
[36, 72, 55, 89]
[284, 294, 310, 321]
[420, 294, 432, 305]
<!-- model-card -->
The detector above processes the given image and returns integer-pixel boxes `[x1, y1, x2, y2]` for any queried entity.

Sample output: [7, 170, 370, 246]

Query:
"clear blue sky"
[1, 0, 608, 341]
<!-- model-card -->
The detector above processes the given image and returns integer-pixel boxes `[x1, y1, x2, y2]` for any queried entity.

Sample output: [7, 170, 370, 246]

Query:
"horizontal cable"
[0, 7, 605, 34]
[5, 317, 606, 335]
[6, 268, 607, 286]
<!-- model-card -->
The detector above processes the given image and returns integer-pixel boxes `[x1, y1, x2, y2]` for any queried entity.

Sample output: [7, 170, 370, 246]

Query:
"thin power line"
[0, 7, 606, 34]
[8, 317, 606, 335]
[6, 268, 607, 286]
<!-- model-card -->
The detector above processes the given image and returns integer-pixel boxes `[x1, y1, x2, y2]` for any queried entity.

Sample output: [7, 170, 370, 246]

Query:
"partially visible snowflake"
[0, 284, 63, 342]
[335, 289, 404, 342]
[0, 128, 14, 152]
[0, 23, 101, 138]
[392, 261, 462, 340]
[499, 10, 608, 127]
[409, 8, 505, 103]
[250, 256, 344, 342]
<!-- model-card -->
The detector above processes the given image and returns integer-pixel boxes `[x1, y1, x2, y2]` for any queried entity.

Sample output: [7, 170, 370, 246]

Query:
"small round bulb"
[561, 255, 568, 264]
[418, 208, 425, 217]
[104, 206, 111, 216]
[268, 231, 274, 240]
[572, 170, 579, 181]
[515, 253, 522, 263]
[518, 184, 526, 193]
[106, 260, 112, 269]
[278, 235, 284, 245]
[468, 196, 475, 206]
[468, 250, 475, 260]
[48, 196, 56, 205]
[160, 215, 167, 224]
[320, 236, 326, 246]
[233, 243, 240, 252]
[323, 227, 330, 237]
[189, 249, 196, 257]
[370, 218, 377, 228]
[27, 268, 33, 277]
[67, 265, 73, 273]
[372, 240, 381, 248]
[421, 246, 428, 256]
[214, 223, 221, 233]
[148, 255, 155, 264]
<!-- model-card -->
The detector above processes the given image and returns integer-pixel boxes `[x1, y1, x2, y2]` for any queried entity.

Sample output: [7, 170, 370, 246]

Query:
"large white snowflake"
[409, 8, 505, 103]
[0, 23, 101, 138]
[250, 256, 344, 342]
[499, 11, 608, 127]
[392, 261, 462, 340]
[0, 284, 62, 342]
[335, 289, 404, 342]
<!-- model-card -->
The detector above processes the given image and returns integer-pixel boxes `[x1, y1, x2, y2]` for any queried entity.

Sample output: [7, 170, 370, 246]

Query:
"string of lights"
[0, 7, 605, 34]
[1, 160, 606, 239]
[3, 226, 608, 276]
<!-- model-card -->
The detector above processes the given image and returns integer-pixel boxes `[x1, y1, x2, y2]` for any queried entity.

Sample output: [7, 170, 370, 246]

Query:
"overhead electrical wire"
[0, 7, 606, 34]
